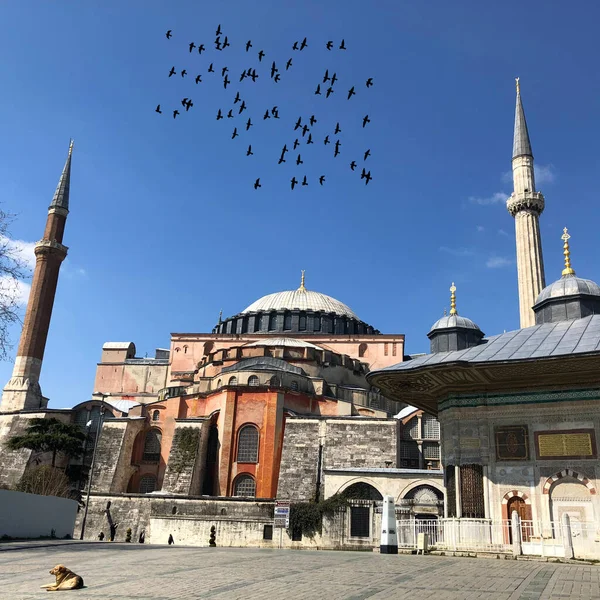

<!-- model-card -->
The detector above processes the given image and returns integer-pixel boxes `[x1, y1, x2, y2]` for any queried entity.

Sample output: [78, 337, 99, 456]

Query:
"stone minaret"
[1, 141, 73, 412]
[507, 79, 546, 328]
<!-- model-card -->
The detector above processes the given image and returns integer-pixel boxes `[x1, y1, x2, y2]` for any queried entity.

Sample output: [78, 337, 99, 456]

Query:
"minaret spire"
[507, 80, 546, 328]
[1, 142, 72, 412]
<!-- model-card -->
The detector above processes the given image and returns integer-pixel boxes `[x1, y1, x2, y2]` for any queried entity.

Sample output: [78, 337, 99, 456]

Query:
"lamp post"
[79, 394, 106, 540]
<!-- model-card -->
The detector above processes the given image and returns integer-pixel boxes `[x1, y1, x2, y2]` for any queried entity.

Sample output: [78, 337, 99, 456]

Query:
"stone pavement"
[0, 542, 598, 599]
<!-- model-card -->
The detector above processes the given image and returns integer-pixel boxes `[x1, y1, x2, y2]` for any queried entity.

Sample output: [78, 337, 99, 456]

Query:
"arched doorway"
[341, 482, 383, 539]
[202, 423, 219, 495]
[549, 478, 594, 524]
[507, 496, 532, 542]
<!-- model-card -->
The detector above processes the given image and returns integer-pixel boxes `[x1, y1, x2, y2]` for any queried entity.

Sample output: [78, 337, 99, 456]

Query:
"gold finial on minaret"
[515, 77, 520, 94]
[561, 227, 575, 276]
[299, 270, 306, 291]
[449, 282, 457, 315]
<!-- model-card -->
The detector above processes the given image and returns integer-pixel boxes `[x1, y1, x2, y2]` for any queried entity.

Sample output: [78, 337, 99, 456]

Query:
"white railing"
[395, 518, 600, 559]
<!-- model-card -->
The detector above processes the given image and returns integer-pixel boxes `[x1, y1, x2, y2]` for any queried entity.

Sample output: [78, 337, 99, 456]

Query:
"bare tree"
[16, 465, 72, 498]
[0, 209, 29, 360]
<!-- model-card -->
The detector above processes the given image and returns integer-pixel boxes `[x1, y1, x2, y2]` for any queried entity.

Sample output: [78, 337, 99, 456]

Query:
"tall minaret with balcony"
[507, 79, 546, 328]
[1, 141, 73, 412]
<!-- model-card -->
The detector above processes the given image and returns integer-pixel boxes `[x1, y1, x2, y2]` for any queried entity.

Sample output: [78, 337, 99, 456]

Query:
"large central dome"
[242, 289, 358, 319]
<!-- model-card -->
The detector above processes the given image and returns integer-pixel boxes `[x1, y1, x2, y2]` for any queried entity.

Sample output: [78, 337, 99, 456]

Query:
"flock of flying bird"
[157, 25, 374, 189]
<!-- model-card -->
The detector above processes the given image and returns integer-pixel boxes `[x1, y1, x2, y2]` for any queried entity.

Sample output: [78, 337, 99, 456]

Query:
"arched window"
[290, 380, 299, 392]
[234, 474, 256, 497]
[283, 312, 292, 330]
[236, 425, 259, 463]
[139, 475, 156, 494]
[152, 410, 160, 422]
[269, 375, 280, 387]
[358, 343, 368, 358]
[228, 376, 237, 386]
[299, 312, 307, 331]
[313, 314, 321, 331]
[268, 312, 277, 330]
[248, 375, 259, 386]
[142, 429, 162, 463]
[255, 315, 263, 331]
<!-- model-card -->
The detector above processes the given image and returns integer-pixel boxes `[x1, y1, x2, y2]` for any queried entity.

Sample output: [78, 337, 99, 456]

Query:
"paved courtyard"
[0, 542, 599, 599]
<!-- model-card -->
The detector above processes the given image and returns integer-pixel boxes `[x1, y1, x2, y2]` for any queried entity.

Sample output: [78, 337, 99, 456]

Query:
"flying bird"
[326, 86, 334, 98]
[227, 109, 234, 118]
[271, 106, 279, 118]
[334, 139, 341, 157]
[165, 30, 172, 39]
[286, 58, 292, 70]
[208, 63, 214, 73]
[168, 66, 176, 77]
[245, 40, 252, 52]
[232, 127, 239, 139]
[315, 83, 321, 95]
[291, 176, 298, 189]
[302, 175, 308, 186]
[294, 117, 302, 130]
[254, 178, 261, 189]
[366, 78, 373, 88]
[173, 109, 179, 119]
[216, 24, 222, 36]
[183, 98, 193, 111]
[181, 69, 187, 78]
[292, 41, 299, 51]
[296, 154, 303, 165]
[334, 122, 341, 134]
[270, 61, 278, 78]
[274, 73, 281, 82]
[293, 139, 300, 150]
[258, 49, 265, 61]
[234, 91, 241, 104]
[364, 148, 371, 161]
[279, 155, 286, 165]
[223, 75, 230, 88]
[249, 69, 259, 82]
[306, 133, 313, 144]
[239, 69, 247, 81]
[195, 74, 202, 84]
[323, 135, 330, 145]
[301, 124, 309, 137]
[326, 40, 333, 50]
[361, 169, 372, 185]
[319, 175, 325, 185]
[155, 104, 162, 114]
[339, 39, 347, 50]
[215, 37, 222, 50]
[279, 144, 288, 164]
[221, 66, 229, 77]
[350, 161, 357, 171]
[247, 145, 253, 156]
[216, 109, 223, 120]
[347, 86, 356, 99]
[323, 69, 330, 83]
[309, 115, 317, 126]
[263, 109, 271, 120]
[330, 72, 338, 85]
[189, 42, 196, 52]
[238, 100, 246, 113]
[300, 37, 308, 50]
[362, 114, 370, 128]
[197, 44, 205, 54]
[246, 117, 253, 130]
[222, 36, 230, 49]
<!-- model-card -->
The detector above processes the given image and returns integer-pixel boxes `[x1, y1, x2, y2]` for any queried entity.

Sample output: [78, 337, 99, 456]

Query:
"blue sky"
[2, 1, 600, 408]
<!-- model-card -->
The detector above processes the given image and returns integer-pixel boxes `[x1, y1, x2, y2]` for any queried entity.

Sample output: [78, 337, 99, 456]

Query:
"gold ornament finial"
[299, 270, 306, 291]
[449, 282, 457, 315]
[515, 77, 520, 94]
[561, 227, 575, 276]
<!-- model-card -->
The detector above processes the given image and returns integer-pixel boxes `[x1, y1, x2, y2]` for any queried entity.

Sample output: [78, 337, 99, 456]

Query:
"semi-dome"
[535, 275, 600, 305]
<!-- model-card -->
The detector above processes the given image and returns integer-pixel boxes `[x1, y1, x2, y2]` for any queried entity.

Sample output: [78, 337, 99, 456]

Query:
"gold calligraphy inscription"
[460, 438, 481, 449]
[538, 433, 593, 458]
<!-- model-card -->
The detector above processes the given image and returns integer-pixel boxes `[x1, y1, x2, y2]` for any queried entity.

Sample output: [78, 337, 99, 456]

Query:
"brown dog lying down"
[40, 565, 84, 592]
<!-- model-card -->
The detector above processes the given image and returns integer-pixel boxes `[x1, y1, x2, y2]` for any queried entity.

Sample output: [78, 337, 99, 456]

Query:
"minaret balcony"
[507, 190, 545, 217]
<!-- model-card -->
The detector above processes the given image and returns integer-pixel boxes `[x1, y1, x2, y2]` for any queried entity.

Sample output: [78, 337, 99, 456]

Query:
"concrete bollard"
[511, 511, 522, 557]
[562, 513, 574, 560]
[380, 496, 398, 554]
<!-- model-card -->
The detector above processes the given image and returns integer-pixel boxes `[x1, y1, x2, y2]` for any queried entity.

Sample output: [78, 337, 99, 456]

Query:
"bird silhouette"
[326, 40, 333, 50]
[291, 176, 298, 189]
[274, 73, 281, 82]
[216, 109, 223, 120]
[181, 97, 188, 107]
[315, 84, 321, 95]
[239, 70, 247, 81]
[270, 61, 278, 78]
[254, 178, 261, 189]
[347, 86, 356, 99]
[301, 124, 309, 137]
[232, 127, 239, 139]
[309, 115, 317, 126]
[286, 58, 292, 70]
[294, 117, 302, 130]
[302, 175, 308, 186]
[183, 98, 193, 111]
[222, 36, 230, 49]
[223, 75, 230, 89]
[155, 104, 162, 114]
[292, 41, 299, 51]
[334, 139, 341, 157]
[258, 50, 265, 61]
[249, 69, 258, 82]
[227, 109, 234, 118]
[189, 42, 196, 53]
[221, 66, 229, 77]
[331, 73, 338, 85]
[339, 39, 347, 50]
[296, 154, 303, 165]
[323, 69, 330, 83]
[366, 77, 373, 88]
[208, 63, 214, 73]
[306, 133, 313, 144]
[216, 24, 222, 36]
[246, 118, 253, 130]
[334, 122, 341, 134]
[181, 69, 187, 78]
[324, 135, 330, 145]
[300, 37, 307, 50]
[234, 91, 241, 104]
[263, 109, 271, 120]
[319, 175, 325, 185]
[279, 156, 286, 165]
[293, 139, 300, 150]
[165, 30, 172, 39]
[279, 145, 288, 164]
[272, 106, 279, 118]
[350, 161, 357, 171]
[364, 149, 371, 161]
[195, 74, 202, 84]
[168, 66, 176, 77]
[326, 87, 334, 98]
[239, 100, 246, 114]
[198, 44, 205, 54]
[215, 37, 222, 50]
[362, 114, 370, 128]
[173, 109, 179, 119]
[361, 169, 372, 184]
[246, 40, 252, 52]
[247, 145, 253, 156]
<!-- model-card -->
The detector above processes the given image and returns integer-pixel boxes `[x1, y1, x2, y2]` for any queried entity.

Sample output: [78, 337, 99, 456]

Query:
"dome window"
[268, 313, 278, 331]
[228, 376, 238, 386]
[290, 381, 299, 392]
[248, 375, 259, 386]
[283, 312, 292, 330]
[299, 312, 307, 331]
